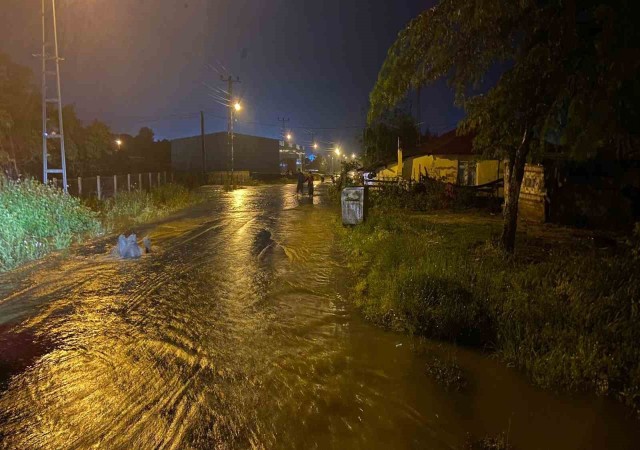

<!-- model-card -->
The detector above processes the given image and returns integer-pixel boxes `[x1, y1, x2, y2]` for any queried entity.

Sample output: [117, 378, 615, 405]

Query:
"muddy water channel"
[0, 185, 637, 449]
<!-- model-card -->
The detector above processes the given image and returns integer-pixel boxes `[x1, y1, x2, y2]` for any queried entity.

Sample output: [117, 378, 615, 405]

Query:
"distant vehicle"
[363, 172, 376, 186]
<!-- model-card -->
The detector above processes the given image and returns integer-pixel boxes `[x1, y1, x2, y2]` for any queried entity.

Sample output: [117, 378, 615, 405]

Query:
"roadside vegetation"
[94, 183, 203, 230]
[337, 206, 640, 415]
[0, 177, 100, 271]
[0, 177, 203, 272]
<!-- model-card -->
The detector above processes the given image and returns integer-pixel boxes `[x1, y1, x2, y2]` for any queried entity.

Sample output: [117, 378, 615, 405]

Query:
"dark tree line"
[360, 110, 423, 168]
[0, 52, 170, 179]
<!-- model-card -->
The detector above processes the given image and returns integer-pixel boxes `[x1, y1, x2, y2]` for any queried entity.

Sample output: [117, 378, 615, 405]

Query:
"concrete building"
[171, 132, 279, 174]
[279, 140, 306, 174]
[375, 130, 502, 187]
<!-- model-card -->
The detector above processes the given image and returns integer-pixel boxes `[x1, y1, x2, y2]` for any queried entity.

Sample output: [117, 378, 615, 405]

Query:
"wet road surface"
[0, 185, 638, 449]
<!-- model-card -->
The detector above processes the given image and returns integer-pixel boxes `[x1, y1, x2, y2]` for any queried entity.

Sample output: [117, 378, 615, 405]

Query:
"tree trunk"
[501, 129, 531, 253]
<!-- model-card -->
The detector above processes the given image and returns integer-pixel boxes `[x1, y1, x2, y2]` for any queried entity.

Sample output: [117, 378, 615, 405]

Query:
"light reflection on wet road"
[0, 185, 638, 449]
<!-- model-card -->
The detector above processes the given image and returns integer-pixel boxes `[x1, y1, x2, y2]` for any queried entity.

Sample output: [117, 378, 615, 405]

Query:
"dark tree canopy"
[361, 110, 419, 167]
[369, 0, 640, 252]
[0, 53, 171, 178]
[369, 0, 640, 160]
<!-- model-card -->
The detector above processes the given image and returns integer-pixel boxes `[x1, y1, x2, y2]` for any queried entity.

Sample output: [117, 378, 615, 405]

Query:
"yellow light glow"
[115, 139, 122, 147]
[232, 187, 247, 209]
[234, 102, 242, 111]
[352, 153, 356, 159]
[286, 133, 292, 141]
[313, 143, 318, 150]
[334, 148, 340, 155]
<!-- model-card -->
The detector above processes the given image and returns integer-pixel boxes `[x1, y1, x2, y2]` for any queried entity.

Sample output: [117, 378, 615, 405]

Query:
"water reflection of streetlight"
[232, 187, 247, 209]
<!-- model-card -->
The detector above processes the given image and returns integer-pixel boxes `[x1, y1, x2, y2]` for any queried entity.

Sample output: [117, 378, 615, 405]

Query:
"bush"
[0, 177, 101, 271]
[368, 179, 476, 212]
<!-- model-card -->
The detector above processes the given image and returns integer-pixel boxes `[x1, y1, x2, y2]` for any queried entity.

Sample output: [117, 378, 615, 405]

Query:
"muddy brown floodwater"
[0, 184, 638, 449]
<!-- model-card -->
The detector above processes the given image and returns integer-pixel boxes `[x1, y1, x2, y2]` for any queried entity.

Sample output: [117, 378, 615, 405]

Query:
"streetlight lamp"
[115, 139, 122, 149]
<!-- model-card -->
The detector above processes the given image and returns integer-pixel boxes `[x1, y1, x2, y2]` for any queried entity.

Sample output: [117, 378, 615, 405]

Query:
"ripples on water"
[0, 185, 638, 449]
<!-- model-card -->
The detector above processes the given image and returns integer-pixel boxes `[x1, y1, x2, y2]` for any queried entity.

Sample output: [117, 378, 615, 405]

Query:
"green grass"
[0, 180, 203, 271]
[95, 183, 204, 231]
[337, 209, 640, 415]
[0, 177, 101, 271]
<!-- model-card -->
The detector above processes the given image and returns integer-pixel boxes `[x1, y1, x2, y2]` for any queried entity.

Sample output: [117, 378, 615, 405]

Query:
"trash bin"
[341, 187, 367, 225]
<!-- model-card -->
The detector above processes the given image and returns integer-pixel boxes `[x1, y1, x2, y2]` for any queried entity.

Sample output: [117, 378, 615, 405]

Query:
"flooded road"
[0, 185, 638, 449]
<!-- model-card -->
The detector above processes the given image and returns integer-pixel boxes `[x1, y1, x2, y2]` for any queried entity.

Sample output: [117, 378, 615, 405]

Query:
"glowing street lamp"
[115, 139, 122, 149]
[334, 148, 340, 155]
[286, 133, 292, 141]
[313, 143, 318, 150]
[352, 153, 356, 159]
[234, 102, 242, 111]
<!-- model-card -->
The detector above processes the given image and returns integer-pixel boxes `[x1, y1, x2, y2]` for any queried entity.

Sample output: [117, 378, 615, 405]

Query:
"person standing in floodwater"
[296, 169, 305, 195]
[307, 173, 314, 197]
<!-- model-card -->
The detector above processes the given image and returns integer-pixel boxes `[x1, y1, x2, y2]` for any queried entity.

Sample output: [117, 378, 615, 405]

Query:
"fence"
[61, 171, 173, 200]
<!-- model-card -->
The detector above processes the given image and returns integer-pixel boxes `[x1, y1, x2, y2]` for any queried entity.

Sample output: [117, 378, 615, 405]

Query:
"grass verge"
[336, 208, 640, 415]
[92, 183, 203, 231]
[0, 178, 100, 271]
[0, 179, 203, 271]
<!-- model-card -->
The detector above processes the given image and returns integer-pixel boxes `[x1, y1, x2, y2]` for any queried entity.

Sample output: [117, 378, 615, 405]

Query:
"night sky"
[0, 0, 463, 154]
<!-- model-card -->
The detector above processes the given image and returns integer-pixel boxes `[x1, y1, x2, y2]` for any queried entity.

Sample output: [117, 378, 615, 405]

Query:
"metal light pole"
[221, 75, 240, 182]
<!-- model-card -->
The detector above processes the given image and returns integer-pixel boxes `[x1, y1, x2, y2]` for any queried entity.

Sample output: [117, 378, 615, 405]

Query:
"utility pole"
[417, 86, 422, 144]
[200, 111, 206, 179]
[278, 117, 290, 141]
[278, 117, 291, 172]
[221, 75, 240, 181]
[40, 0, 68, 192]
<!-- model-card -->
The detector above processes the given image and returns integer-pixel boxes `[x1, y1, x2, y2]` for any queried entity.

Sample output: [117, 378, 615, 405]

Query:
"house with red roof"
[375, 130, 503, 188]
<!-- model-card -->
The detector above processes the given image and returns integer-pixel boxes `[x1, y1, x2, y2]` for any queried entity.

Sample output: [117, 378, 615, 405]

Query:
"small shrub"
[425, 354, 468, 391]
[0, 177, 101, 271]
[369, 178, 475, 212]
